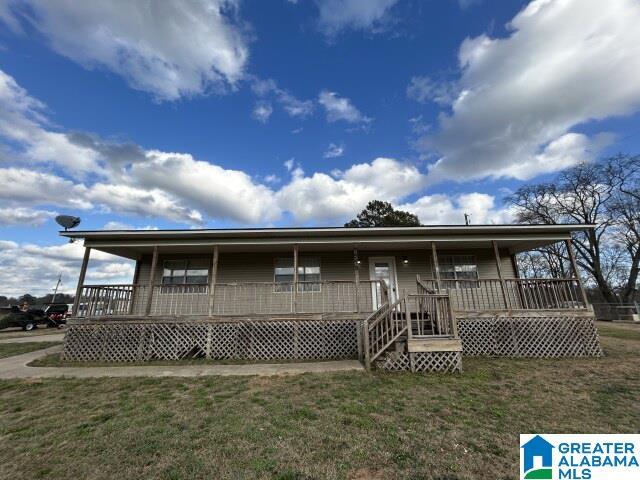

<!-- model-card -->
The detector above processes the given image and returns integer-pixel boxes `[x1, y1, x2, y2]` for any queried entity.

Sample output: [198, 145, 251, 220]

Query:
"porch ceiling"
[79, 236, 576, 259]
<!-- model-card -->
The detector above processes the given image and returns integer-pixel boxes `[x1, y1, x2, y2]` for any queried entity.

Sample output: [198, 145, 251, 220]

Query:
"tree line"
[0, 293, 74, 308]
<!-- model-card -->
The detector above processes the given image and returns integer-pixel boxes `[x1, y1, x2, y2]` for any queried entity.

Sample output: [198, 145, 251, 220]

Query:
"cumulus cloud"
[277, 157, 426, 222]
[0, 207, 56, 227]
[0, 0, 249, 101]
[252, 102, 273, 123]
[318, 90, 372, 124]
[315, 0, 399, 36]
[129, 150, 280, 223]
[0, 240, 135, 296]
[103, 222, 158, 230]
[0, 70, 102, 175]
[418, 0, 640, 182]
[323, 143, 345, 158]
[406, 76, 457, 106]
[251, 78, 314, 119]
[399, 192, 514, 225]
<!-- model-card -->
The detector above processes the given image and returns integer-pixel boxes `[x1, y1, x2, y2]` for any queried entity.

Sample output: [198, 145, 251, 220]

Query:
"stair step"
[407, 337, 462, 353]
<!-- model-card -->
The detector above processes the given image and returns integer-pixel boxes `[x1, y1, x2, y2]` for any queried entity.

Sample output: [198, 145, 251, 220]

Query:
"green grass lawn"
[0, 326, 638, 479]
[0, 342, 61, 359]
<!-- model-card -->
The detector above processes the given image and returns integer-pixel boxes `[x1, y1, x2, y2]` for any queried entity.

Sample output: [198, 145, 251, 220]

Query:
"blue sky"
[1, 0, 640, 295]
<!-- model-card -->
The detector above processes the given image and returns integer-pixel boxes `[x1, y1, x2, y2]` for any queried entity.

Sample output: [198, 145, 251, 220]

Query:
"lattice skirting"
[458, 316, 602, 357]
[376, 351, 462, 373]
[63, 320, 359, 362]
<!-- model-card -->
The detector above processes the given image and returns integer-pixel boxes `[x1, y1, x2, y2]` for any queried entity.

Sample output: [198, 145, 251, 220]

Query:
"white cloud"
[0, 0, 249, 101]
[406, 76, 457, 106]
[251, 77, 314, 119]
[0, 70, 102, 175]
[323, 143, 345, 158]
[0, 168, 91, 209]
[0, 207, 56, 227]
[315, 0, 399, 36]
[277, 157, 426, 222]
[0, 240, 135, 296]
[399, 192, 514, 225]
[103, 221, 158, 230]
[129, 150, 280, 223]
[419, 0, 640, 182]
[252, 101, 273, 123]
[318, 90, 372, 124]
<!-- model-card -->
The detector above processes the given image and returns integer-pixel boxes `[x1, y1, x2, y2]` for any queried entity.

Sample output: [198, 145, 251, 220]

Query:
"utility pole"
[51, 274, 62, 304]
[464, 213, 471, 226]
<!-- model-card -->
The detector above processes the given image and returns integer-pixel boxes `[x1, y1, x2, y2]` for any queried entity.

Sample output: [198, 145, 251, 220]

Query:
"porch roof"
[60, 224, 594, 260]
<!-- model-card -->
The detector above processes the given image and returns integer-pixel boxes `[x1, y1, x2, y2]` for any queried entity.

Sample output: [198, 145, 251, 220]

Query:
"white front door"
[368, 256, 399, 308]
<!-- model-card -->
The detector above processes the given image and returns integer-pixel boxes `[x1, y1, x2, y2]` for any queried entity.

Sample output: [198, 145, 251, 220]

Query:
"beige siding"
[133, 248, 516, 287]
[121, 247, 519, 314]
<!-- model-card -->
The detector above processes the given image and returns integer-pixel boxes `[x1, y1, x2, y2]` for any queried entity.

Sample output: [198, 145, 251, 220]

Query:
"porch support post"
[565, 239, 589, 307]
[72, 246, 91, 316]
[128, 257, 141, 315]
[293, 244, 299, 313]
[208, 245, 219, 316]
[354, 248, 360, 313]
[492, 240, 509, 309]
[144, 245, 159, 316]
[431, 242, 441, 291]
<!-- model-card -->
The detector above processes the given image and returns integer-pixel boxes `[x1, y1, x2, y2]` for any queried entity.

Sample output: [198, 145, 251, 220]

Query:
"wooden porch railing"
[417, 277, 587, 311]
[406, 293, 457, 337]
[75, 280, 386, 318]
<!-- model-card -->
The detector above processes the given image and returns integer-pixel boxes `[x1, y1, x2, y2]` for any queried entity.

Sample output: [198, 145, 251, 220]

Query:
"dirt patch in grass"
[0, 342, 61, 359]
[0, 336, 637, 479]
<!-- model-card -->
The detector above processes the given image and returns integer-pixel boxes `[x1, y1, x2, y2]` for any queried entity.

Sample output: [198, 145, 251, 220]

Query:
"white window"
[274, 257, 321, 292]
[162, 260, 209, 285]
[438, 255, 478, 287]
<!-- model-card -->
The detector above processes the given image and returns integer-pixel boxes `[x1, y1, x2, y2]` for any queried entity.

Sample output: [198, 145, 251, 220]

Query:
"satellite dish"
[55, 215, 81, 231]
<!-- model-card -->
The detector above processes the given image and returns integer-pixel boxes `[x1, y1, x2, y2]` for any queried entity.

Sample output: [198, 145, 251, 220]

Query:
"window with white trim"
[274, 257, 321, 292]
[162, 259, 209, 285]
[438, 255, 478, 287]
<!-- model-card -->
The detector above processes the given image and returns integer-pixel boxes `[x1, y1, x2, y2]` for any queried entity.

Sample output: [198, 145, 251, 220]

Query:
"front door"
[368, 257, 398, 308]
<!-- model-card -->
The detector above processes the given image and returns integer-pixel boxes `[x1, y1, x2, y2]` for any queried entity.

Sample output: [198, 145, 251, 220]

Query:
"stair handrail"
[363, 294, 408, 368]
[416, 274, 437, 294]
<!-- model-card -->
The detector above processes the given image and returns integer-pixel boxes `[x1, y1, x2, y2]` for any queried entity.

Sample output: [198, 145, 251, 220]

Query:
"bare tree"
[507, 155, 640, 304]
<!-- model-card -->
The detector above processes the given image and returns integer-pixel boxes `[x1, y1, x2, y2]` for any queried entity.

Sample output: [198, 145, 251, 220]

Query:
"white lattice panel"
[458, 316, 602, 357]
[63, 320, 359, 362]
[377, 352, 462, 373]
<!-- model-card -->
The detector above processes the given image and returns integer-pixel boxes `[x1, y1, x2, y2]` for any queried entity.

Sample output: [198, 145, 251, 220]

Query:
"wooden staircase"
[362, 278, 462, 373]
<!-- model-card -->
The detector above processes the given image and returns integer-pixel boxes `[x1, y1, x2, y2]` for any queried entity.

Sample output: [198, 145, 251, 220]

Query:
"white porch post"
[208, 245, 219, 315]
[565, 239, 589, 307]
[144, 246, 159, 316]
[431, 242, 441, 291]
[492, 240, 509, 309]
[72, 246, 91, 316]
[354, 248, 360, 313]
[293, 244, 299, 313]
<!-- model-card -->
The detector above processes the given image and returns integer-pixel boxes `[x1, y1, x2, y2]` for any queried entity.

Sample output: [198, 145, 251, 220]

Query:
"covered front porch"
[71, 240, 590, 320]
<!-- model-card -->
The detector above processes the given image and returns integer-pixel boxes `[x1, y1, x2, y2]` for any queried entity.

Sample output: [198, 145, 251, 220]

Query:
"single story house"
[61, 224, 602, 372]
